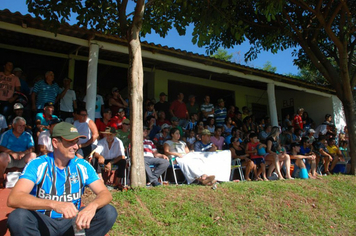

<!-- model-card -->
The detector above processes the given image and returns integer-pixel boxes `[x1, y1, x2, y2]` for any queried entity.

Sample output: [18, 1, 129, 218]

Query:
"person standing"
[31, 71, 61, 113]
[170, 92, 188, 128]
[0, 61, 21, 119]
[58, 77, 77, 121]
[155, 92, 170, 120]
[7, 122, 117, 236]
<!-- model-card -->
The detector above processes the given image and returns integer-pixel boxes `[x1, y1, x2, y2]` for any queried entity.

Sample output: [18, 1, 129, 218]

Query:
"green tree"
[154, 0, 355, 174]
[210, 48, 233, 61]
[262, 61, 277, 73]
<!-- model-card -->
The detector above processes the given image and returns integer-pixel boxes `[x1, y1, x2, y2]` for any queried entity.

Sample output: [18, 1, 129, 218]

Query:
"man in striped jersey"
[7, 122, 117, 236]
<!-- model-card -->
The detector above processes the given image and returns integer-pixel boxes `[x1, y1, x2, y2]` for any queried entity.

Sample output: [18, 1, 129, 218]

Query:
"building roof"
[0, 9, 334, 94]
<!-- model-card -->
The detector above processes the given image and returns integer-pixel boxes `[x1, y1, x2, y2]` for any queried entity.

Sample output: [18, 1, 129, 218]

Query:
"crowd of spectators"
[0, 61, 351, 189]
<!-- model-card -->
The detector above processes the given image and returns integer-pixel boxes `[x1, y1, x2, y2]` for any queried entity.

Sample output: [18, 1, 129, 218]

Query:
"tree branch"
[118, 0, 128, 37]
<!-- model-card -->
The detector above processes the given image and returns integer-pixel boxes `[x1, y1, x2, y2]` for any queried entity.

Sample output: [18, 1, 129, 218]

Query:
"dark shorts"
[252, 158, 265, 166]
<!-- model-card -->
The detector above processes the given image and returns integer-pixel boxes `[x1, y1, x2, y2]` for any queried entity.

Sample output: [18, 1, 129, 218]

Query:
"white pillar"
[86, 43, 99, 120]
[267, 83, 278, 126]
[68, 58, 75, 89]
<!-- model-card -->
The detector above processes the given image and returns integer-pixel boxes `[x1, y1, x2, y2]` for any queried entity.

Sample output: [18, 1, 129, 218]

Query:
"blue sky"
[2, 1, 299, 75]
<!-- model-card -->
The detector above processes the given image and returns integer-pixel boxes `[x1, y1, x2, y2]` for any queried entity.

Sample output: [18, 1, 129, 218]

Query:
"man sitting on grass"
[7, 122, 117, 235]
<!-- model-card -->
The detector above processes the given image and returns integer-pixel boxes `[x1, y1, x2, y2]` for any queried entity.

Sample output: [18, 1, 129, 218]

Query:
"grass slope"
[108, 175, 356, 235]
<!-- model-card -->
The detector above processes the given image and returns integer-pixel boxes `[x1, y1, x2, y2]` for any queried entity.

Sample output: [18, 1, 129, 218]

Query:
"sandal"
[201, 175, 215, 186]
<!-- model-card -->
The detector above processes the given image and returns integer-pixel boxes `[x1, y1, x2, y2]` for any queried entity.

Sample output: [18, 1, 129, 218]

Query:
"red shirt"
[170, 100, 187, 119]
[246, 142, 263, 159]
[293, 114, 303, 130]
[95, 118, 115, 138]
[111, 116, 126, 129]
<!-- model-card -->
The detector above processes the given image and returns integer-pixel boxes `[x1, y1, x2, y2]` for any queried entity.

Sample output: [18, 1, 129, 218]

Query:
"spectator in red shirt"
[169, 92, 188, 128]
[95, 108, 115, 139]
[293, 108, 304, 131]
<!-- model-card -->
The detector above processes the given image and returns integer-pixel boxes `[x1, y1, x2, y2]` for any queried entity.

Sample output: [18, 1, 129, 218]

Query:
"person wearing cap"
[58, 77, 77, 121]
[31, 71, 61, 112]
[116, 118, 131, 150]
[0, 61, 21, 119]
[7, 122, 117, 235]
[169, 92, 189, 128]
[200, 95, 214, 122]
[214, 98, 227, 127]
[170, 116, 184, 138]
[109, 87, 128, 115]
[307, 128, 316, 144]
[111, 107, 127, 129]
[144, 127, 170, 187]
[186, 95, 200, 120]
[0, 116, 36, 187]
[7, 102, 33, 133]
[194, 129, 218, 152]
[35, 101, 59, 133]
[153, 123, 171, 152]
[83, 86, 105, 119]
[92, 127, 127, 189]
[95, 108, 115, 139]
[154, 92, 170, 121]
[37, 118, 62, 155]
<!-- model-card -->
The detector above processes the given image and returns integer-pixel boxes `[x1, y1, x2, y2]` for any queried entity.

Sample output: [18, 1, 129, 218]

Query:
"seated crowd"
[0, 61, 351, 191]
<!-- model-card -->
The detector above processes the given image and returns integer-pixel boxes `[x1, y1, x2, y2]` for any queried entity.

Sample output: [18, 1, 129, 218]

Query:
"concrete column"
[86, 43, 99, 120]
[68, 57, 75, 89]
[267, 83, 278, 126]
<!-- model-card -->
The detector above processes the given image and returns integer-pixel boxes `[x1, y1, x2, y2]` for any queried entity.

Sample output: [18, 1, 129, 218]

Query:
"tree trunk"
[341, 98, 356, 175]
[128, 1, 146, 187]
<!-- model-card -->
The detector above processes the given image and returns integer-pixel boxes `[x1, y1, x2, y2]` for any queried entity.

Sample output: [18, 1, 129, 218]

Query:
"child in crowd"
[144, 102, 157, 120]
[326, 138, 344, 174]
[245, 133, 268, 181]
[186, 130, 196, 150]
[299, 137, 317, 178]
[185, 113, 198, 135]
[339, 140, 351, 173]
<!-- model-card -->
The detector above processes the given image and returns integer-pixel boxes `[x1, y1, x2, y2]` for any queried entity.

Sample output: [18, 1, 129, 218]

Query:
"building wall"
[153, 70, 268, 109]
[275, 90, 342, 127]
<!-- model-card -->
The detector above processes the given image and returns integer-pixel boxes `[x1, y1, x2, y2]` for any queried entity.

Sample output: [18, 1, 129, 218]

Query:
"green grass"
[108, 175, 356, 235]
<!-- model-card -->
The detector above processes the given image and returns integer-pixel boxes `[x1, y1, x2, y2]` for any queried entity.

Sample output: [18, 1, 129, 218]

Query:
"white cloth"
[38, 130, 53, 152]
[60, 88, 76, 112]
[176, 150, 231, 184]
[95, 137, 125, 160]
[314, 124, 327, 138]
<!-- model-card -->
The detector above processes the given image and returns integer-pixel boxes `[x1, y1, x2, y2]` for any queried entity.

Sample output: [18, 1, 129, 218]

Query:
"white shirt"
[38, 130, 53, 152]
[74, 118, 97, 145]
[95, 137, 125, 160]
[60, 88, 76, 112]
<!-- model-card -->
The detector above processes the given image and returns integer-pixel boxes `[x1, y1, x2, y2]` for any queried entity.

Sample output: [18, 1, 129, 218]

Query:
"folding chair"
[230, 158, 245, 181]
[164, 158, 185, 185]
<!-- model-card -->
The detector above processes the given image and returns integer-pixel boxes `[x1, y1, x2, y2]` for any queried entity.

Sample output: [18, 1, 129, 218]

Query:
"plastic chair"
[230, 158, 245, 181]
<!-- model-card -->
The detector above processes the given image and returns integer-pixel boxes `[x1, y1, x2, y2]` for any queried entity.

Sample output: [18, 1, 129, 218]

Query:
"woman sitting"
[265, 126, 293, 180]
[163, 128, 216, 186]
[229, 137, 255, 181]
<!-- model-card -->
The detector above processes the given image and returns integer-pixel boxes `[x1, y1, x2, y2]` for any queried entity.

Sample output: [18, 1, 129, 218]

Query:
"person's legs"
[8, 208, 72, 236]
[265, 154, 277, 177]
[85, 205, 118, 236]
[280, 153, 292, 179]
[329, 155, 339, 172]
[114, 159, 127, 187]
[243, 160, 254, 181]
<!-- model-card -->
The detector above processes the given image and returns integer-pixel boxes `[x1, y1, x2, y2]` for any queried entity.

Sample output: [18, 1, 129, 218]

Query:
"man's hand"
[75, 204, 97, 230]
[210, 144, 217, 152]
[162, 155, 169, 160]
[9, 152, 25, 160]
[53, 202, 78, 219]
